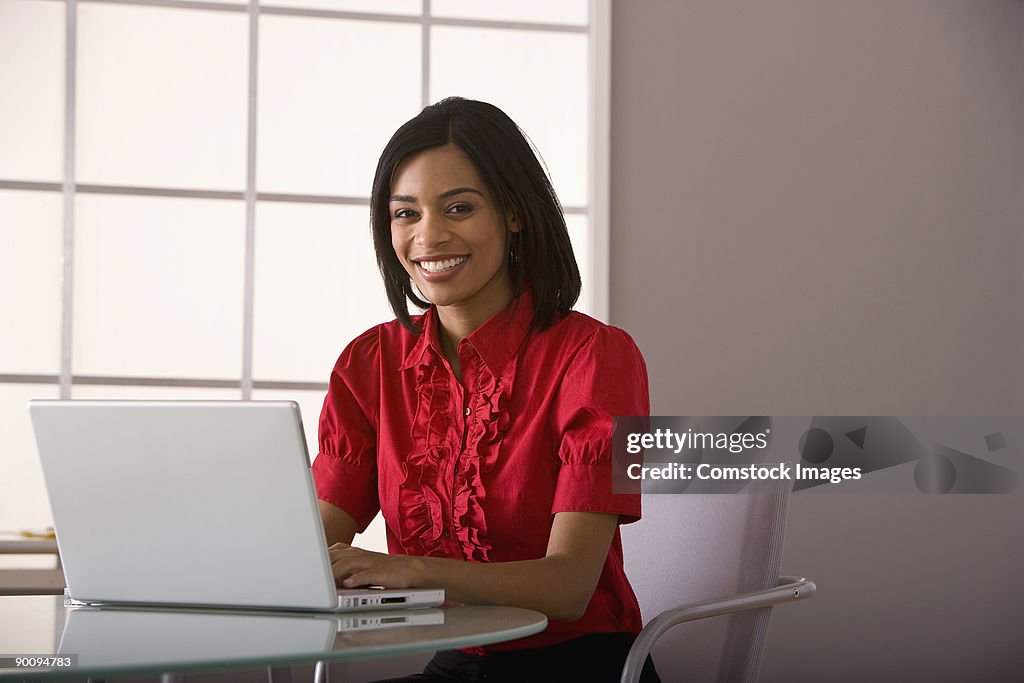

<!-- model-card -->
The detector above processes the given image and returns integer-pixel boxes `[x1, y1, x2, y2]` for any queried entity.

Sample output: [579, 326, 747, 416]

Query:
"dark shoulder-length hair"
[370, 97, 581, 333]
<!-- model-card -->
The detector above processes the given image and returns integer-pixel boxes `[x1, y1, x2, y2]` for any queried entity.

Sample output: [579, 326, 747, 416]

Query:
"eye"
[447, 203, 473, 215]
[393, 208, 418, 219]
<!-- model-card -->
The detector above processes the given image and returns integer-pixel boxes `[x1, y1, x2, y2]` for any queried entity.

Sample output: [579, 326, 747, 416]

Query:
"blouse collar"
[400, 288, 535, 377]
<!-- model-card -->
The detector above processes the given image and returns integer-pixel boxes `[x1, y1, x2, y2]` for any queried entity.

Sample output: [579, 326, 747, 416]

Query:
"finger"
[328, 545, 360, 561]
[330, 556, 373, 581]
[327, 542, 352, 557]
[341, 570, 378, 588]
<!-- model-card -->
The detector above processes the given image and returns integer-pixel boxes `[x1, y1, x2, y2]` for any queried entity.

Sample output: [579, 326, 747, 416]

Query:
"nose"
[413, 210, 451, 248]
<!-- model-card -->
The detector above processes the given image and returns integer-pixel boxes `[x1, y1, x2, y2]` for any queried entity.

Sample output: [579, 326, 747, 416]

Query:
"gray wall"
[610, 1, 1023, 681]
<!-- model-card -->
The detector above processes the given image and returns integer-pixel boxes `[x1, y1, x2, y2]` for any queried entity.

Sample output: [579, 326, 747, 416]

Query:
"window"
[0, 0, 611, 550]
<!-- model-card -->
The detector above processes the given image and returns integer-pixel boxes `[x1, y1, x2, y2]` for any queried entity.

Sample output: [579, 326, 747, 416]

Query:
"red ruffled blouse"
[312, 289, 649, 651]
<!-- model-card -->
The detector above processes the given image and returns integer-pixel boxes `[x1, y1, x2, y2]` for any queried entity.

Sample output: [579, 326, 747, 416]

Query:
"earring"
[508, 233, 521, 267]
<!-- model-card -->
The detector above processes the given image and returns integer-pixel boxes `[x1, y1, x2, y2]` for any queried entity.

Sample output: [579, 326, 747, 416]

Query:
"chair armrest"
[620, 576, 816, 683]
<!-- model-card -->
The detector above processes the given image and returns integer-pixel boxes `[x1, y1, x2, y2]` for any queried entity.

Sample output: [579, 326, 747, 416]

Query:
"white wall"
[610, 1, 1024, 680]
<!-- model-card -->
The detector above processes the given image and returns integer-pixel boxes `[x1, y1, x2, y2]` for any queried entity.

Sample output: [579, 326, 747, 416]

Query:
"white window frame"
[0, 0, 612, 398]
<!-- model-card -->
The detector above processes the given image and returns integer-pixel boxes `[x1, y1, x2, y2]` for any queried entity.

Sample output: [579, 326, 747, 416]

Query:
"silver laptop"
[28, 400, 443, 613]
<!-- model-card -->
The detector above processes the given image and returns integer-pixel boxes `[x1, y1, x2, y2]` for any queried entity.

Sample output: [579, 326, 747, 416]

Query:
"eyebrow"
[389, 187, 484, 203]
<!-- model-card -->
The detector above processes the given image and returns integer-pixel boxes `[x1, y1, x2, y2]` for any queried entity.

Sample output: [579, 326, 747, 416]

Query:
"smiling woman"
[388, 144, 519, 372]
[312, 98, 659, 683]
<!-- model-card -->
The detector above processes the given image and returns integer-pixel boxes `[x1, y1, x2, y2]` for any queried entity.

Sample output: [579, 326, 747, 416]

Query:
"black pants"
[375, 632, 661, 683]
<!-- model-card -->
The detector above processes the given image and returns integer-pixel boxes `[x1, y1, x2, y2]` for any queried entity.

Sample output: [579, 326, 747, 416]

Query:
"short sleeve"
[550, 325, 650, 524]
[311, 327, 381, 532]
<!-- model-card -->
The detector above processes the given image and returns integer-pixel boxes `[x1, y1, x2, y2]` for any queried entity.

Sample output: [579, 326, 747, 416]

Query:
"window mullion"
[241, 0, 259, 400]
[60, 0, 79, 399]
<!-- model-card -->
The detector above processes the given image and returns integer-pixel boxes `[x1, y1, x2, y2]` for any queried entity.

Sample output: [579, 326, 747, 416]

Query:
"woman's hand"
[328, 542, 424, 589]
[325, 512, 618, 621]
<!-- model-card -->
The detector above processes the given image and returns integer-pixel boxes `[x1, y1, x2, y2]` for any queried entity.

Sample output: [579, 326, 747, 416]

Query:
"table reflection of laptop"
[29, 400, 443, 612]
[57, 606, 445, 669]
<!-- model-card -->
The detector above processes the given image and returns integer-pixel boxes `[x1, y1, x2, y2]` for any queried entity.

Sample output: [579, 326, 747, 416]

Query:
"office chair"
[620, 477, 815, 683]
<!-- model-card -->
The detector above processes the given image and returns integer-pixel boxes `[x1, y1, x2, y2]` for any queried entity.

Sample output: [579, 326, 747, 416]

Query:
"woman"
[313, 97, 659, 682]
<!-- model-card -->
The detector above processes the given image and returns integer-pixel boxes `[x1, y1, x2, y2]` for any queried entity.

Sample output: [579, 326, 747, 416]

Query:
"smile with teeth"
[417, 256, 467, 273]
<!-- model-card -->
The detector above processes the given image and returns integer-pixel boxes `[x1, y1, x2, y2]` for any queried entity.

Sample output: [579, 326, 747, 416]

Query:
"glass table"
[0, 595, 547, 680]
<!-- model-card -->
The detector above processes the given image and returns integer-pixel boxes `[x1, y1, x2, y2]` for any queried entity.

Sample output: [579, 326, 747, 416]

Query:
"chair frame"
[619, 575, 816, 683]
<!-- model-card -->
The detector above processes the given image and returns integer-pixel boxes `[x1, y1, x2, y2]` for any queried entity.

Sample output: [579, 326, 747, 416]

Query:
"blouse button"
[465, 407, 471, 416]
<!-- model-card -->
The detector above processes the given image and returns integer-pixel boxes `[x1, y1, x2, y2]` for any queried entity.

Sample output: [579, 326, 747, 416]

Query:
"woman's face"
[390, 143, 518, 316]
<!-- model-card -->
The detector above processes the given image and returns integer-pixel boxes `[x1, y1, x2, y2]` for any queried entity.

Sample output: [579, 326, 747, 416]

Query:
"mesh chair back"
[621, 478, 791, 683]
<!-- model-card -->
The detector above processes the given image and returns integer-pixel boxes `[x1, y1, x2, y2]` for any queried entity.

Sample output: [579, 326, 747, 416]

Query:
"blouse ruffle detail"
[469, 371, 512, 447]
[399, 354, 516, 562]
[452, 365, 514, 562]
[397, 362, 451, 557]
